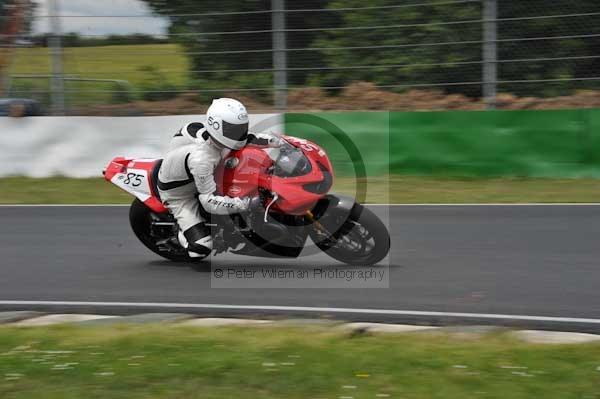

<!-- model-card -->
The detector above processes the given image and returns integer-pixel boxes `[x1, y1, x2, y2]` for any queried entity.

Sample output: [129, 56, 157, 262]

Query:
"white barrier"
[0, 114, 282, 177]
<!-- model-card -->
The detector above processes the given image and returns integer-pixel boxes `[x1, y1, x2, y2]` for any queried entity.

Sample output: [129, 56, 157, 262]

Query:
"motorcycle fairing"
[103, 157, 167, 213]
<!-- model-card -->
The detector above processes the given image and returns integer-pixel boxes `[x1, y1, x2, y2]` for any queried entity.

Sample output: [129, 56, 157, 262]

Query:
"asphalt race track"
[1, 205, 599, 331]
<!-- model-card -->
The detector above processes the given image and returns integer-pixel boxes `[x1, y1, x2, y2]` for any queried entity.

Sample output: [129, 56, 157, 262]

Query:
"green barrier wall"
[284, 109, 600, 178]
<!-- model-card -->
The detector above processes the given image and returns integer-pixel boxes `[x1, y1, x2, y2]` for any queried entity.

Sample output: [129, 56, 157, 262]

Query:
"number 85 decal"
[123, 173, 144, 187]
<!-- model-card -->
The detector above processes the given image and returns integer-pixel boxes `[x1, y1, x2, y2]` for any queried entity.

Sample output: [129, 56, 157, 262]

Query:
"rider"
[157, 97, 279, 258]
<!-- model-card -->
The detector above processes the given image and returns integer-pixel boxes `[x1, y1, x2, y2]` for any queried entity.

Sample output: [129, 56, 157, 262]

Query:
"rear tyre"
[129, 198, 197, 262]
[310, 203, 390, 266]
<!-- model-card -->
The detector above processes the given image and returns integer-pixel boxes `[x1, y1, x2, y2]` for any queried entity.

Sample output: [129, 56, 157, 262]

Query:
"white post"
[48, 0, 65, 115]
[482, 0, 497, 109]
[271, 0, 287, 110]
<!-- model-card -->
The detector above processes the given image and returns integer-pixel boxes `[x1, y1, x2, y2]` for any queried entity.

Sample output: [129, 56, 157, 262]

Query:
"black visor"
[222, 121, 249, 141]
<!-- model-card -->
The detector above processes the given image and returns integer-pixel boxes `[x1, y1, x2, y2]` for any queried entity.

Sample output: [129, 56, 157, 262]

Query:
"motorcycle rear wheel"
[310, 203, 390, 266]
[129, 198, 197, 262]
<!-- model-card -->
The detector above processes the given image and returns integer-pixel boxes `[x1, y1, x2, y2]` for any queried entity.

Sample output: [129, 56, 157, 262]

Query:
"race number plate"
[111, 168, 151, 201]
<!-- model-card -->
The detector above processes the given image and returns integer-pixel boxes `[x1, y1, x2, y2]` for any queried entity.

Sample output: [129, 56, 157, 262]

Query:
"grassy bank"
[1, 176, 600, 204]
[1, 324, 599, 399]
[10, 44, 189, 104]
[12, 44, 189, 86]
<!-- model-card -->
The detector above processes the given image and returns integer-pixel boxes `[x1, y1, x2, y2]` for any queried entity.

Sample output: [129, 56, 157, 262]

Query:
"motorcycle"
[103, 135, 390, 265]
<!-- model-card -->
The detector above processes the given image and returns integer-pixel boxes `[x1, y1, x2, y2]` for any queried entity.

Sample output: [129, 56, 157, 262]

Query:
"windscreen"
[271, 141, 312, 177]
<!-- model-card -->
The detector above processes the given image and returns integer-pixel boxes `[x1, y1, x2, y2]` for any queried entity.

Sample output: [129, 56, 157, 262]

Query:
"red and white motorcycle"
[103, 135, 390, 265]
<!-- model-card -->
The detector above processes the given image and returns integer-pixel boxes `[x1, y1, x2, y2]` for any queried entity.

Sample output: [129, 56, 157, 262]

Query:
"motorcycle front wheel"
[309, 203, 390, 266]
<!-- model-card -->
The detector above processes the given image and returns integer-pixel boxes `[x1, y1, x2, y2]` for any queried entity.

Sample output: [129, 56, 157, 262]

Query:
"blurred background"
[1, 0, 600, 116]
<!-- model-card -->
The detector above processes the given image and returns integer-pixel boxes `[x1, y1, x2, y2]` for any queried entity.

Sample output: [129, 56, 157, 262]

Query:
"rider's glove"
[247, 133, 282, 148]
[266, 136, 283, 148]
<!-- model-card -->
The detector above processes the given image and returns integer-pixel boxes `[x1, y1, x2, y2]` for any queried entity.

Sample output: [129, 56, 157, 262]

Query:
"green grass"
[1, 176, 600, 204]
[1, 324, 599, 399]
[346, 175, 600, 204]
[9, 44, 190, 104]
[0, 177, 132, 204]
[12, 44, 189, 86]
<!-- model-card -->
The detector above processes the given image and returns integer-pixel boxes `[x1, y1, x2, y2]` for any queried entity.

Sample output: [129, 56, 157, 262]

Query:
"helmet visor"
[222, 121, 249, 142]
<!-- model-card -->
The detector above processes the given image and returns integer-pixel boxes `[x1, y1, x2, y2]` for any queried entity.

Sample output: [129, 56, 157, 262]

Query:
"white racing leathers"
[158, 122, 249, 257]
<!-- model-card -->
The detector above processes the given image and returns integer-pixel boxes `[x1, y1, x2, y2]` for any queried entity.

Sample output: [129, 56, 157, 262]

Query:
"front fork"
[306, 196, 361, 250]
[306, 210, 331, 235]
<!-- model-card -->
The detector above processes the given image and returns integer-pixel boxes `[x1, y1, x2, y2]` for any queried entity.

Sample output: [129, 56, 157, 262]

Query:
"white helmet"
[205, 98, 249, 150]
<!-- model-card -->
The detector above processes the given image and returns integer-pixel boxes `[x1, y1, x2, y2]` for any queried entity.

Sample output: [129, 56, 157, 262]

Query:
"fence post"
[48, 0, 65, 115]
[271, 0, 287, 110]
[482, 0, 497, 109]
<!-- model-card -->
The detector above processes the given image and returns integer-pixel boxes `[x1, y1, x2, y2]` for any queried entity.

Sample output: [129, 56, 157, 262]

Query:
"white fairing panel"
[110, 168, 152, 202]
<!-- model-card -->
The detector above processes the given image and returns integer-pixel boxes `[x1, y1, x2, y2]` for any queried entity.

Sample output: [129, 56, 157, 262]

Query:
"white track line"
[1, 301, 599, 324]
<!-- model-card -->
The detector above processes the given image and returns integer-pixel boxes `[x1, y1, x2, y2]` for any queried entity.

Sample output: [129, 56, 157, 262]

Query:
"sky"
[32, 0, 169, 36]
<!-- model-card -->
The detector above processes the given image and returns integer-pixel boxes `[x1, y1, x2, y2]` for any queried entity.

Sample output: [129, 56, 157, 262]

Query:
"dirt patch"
[288, 82, 481, 111]
[72, 82, 600, 115]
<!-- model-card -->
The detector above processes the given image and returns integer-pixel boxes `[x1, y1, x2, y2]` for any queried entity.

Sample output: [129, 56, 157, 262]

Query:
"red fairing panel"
[272, 136, 334, 214]
[103, 157, 167, 213]
[218, 136, 334, 215]
[216, 147, 273, 198]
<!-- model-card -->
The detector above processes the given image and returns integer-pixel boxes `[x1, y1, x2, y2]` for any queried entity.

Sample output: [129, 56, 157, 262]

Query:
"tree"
[496, 0, 600, 96]
[0, 0, 10, 21]
[141, 0, 333, 100]
[305, 0, 600, 98]
[306, 0, 482, 97]
[141, 0, 600, 100]
[0, 0, 36, 37]
[1, 0, 37, 96]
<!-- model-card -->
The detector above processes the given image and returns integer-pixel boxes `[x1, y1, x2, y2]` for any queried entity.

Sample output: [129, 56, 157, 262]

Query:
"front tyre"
[129, 198, 193, 262]
[310, 203, 390, 266]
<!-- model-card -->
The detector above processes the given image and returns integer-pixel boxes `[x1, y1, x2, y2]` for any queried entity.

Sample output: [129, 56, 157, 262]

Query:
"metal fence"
[2, 0, 600, 115]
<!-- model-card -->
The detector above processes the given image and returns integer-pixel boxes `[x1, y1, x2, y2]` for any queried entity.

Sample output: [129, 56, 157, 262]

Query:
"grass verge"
[10, 44, 189, 104]
[1, 176, 600, 204]
[1, 324, 599, 399]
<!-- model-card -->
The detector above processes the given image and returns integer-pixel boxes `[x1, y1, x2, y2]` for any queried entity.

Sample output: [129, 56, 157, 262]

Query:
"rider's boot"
[178, 223, 212, 258]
